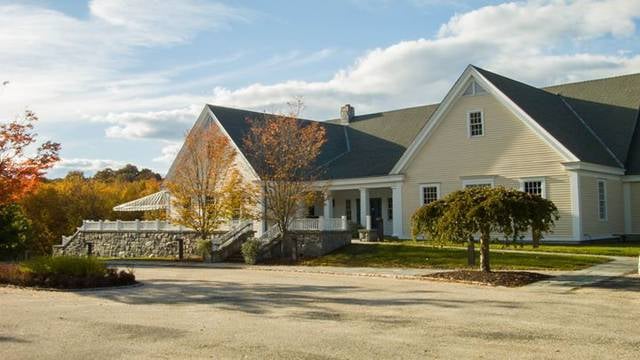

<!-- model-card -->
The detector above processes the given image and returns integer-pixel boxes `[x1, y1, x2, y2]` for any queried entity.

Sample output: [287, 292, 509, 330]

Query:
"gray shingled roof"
[206, 104, 437, 180]
[474, 66, 627, 168]
[170, 67, 640, 180]
[208, 105, 349, 172]
[543, 73, 640, 173]
[323, 105, 438, 178]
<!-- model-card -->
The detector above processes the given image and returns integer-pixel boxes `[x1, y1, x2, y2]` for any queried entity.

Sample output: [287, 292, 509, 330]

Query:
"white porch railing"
[289, 216, 348, 231]
[77, 216, 347, 233]
[79, 220, 190, 232]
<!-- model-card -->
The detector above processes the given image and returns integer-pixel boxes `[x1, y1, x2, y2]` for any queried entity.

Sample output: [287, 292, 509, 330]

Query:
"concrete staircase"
[210, 221, 254, 262]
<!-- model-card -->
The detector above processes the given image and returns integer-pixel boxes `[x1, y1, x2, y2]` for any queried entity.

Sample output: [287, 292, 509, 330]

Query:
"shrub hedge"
[0, 256, 136, 289]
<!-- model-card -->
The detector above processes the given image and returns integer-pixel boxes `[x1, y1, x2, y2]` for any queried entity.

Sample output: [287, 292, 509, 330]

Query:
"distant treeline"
[1, 165, 164, 259]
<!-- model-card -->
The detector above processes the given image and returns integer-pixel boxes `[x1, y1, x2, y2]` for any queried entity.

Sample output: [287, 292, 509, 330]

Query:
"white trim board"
[519, 177, 547, 198]
[316, 174, 405, 191]
[562, 161, 625, 176]
[390, 65, 579, 174]
[462, 178, 495, 188]
[418, 183, 441, 205]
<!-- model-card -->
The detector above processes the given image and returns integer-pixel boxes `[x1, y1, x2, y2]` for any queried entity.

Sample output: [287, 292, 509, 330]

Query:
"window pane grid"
[523, 181, 543, 196]
[422, 186, 438, 204]
[598, 181, 607, 220]
[469, 111, 483, 137]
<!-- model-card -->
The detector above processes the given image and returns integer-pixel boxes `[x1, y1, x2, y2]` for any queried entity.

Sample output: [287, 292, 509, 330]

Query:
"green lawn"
[488, 242, 640, 257]
[301, 242, 610, 271]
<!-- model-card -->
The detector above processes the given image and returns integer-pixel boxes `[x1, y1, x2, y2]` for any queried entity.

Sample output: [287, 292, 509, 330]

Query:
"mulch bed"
[423, 270, 552, 287]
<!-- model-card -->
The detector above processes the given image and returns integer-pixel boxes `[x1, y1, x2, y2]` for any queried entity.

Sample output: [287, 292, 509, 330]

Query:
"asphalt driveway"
[1, 266, 638, 359]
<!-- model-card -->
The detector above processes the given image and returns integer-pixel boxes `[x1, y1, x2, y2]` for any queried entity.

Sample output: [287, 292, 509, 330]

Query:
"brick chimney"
[340, 104, 354, 125]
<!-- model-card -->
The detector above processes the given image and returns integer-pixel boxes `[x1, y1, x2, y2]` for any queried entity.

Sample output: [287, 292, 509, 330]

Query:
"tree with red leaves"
[0, 110, 61, 205]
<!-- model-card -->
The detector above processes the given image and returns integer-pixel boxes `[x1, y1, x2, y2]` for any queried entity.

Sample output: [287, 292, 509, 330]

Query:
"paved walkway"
[525, 256, 638, 293]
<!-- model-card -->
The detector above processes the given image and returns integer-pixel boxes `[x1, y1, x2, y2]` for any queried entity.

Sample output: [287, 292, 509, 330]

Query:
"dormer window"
[463, 79, 488, 96]
[467, 110, 484, 137]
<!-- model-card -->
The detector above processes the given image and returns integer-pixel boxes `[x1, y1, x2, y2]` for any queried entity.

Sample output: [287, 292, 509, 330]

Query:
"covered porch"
[312, 175, 405, 238]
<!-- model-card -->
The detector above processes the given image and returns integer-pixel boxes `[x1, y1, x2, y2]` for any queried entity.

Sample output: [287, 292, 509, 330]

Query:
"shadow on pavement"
[76, 277, 523, 316]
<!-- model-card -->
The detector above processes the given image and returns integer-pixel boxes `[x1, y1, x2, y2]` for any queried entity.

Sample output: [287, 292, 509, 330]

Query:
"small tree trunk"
[479, 232, 491, 272]
[291, 235, 298, 262]
[467, 236, 476, 266]
[532, 229, 540, 248]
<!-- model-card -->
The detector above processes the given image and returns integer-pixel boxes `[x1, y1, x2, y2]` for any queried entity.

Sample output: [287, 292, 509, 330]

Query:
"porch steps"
[210, 221, 254, 262]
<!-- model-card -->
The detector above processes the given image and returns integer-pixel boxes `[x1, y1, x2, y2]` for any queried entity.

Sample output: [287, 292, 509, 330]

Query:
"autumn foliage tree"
[20, 170, 162, 256]
[0, 110, 60, 205]
[166, 123, 254, 242]
[243, 101, 327, 260]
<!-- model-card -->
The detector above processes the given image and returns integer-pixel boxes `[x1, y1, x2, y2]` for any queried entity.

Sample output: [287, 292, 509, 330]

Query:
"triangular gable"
[390, 65, 582, 174]
[165, 106, 261, 182]
[474, 67, 623, 168]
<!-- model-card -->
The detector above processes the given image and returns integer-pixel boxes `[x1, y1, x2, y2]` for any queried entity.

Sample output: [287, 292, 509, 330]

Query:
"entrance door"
[369, 198, 382, 229]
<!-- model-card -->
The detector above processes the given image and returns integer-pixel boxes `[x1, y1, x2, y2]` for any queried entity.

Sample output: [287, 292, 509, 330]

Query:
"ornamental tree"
[243, 100, 327, 261]
[412, 187, 558, 272]
[166, 123, 255, 241]
[0, 110, 60, 205]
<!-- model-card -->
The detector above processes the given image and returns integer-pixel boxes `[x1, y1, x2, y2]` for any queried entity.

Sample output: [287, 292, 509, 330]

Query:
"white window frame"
[467, 109, 484, 138]
[462, 178, 494, 188]
[519, 177, 547, 198]
[597, 179, 608, 221]
[419, 183, 441, 205]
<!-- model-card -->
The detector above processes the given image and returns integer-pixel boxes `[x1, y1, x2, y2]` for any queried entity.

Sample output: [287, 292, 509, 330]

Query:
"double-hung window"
[521, 178, 546, 198]
[345, 199, 352, 221]
[387, 198, 393, 220]
[468, 111, 484, 137]
[597, 179, 607, 221]
[420, 184, 440, 205]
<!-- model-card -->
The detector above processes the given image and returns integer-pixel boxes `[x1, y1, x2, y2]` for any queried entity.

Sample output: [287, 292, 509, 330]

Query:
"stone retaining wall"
[54, 229, 351, 261]
[53, 230, 208, 258]
[259, 230, 352, 261]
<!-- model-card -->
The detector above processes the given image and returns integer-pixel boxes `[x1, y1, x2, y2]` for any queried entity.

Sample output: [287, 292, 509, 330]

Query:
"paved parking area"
[1, 266, 639, 359]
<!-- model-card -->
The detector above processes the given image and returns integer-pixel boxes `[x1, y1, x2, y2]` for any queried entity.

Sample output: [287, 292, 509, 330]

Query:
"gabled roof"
[170, 66, 640, 180]
[543, 73, 640, 172]
[474, 66, 631, 169]
[205, 104, 437, 180]
[323, 104, 438, 178]
[208, 105, 350, 176]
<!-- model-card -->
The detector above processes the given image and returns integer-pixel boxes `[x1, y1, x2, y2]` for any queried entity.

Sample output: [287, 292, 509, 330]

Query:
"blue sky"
[1, 0, 639, 178]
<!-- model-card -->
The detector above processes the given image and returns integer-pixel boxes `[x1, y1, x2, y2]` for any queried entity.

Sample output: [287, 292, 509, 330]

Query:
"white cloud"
[89, 0, 250, 46]
[0, 1, 250, 122]
[153, 142, 183, 164]
[53, 158, 126, 175]
[203, 0, 640, 119]
[3, 0, 640, 166]
[93, 105, 200, 140]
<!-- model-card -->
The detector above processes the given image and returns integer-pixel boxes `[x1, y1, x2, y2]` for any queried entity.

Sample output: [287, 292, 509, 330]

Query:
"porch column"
[323, 192, 333, 219]
[359, 188, 369, 227]
[569, 171, 583, 240]
[392, 184, 404, 238]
